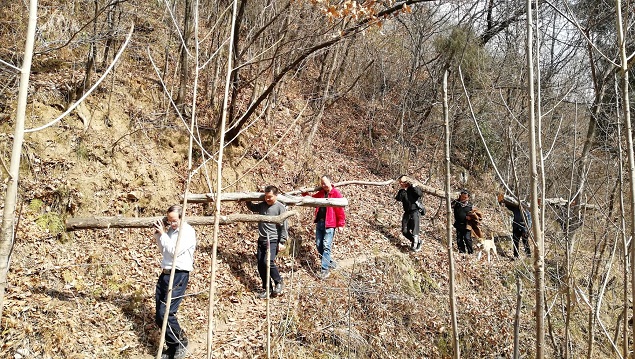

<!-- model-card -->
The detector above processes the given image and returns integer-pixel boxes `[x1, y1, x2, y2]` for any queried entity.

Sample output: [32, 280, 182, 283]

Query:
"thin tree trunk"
[225, 0, 246, 129]
[207, 0, 238, 356]
[443, 69, 460, 359]
[72, 0, 98, 105]
[0, 0, 37, 323]
[614, 1, 635, 356]
[307, 46, 340, 148]
[514, 273, 522, 359]
[526, 1, 544, 357]
[614, 71, 629, 359]
[176, 0, 192, 108]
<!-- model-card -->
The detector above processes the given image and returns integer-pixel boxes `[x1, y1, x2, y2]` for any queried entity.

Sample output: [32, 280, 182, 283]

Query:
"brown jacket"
[466, 209, 484, 239]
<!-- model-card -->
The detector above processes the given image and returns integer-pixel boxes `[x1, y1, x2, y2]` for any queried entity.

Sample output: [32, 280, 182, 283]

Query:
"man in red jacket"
[305, 175, 346, 279]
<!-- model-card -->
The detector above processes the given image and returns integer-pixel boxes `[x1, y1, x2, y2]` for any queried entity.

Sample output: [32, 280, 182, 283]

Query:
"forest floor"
[1, 68, 548, 359]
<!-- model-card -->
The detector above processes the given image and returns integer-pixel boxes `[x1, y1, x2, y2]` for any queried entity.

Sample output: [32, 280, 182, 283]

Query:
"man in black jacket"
[395, 175, 424, 252]
[502, 201, 532, 258]
[452, 189, 474, 254]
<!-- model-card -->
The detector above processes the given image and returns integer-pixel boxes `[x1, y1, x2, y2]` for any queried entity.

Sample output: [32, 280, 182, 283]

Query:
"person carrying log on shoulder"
[498, 194, 532, 259]
[302, 175, 346, 280]
[245, 185, 288, 299]
[395, 175, 424, 252]
[451, 189, 474, 254]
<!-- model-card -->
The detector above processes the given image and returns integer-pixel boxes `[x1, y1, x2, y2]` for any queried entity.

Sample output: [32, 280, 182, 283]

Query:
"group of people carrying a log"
[149, 175, 345, 358]
[396, 175, 532, 258]
[149, 174, 531, 358]
[243, 175, 346, 300]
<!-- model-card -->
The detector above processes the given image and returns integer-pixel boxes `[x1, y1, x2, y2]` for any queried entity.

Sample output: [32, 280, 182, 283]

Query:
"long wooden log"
[498, 193, 598, 210]
[187, 179, 454, 203]
[187, 181, 395, 203]
[66, 210, 298, 231]
[185, 192, 348, 207]
[299, 179, 457, 199]
[287, 179, 396, 195]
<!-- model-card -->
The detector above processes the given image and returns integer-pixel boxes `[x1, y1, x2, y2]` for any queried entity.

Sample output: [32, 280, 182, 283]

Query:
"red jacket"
[309, 187, 346, 228]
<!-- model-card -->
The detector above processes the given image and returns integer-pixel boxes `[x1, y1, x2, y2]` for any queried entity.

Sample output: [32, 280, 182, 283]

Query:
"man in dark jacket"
[502, 201, 532, 258]
[395, 175, 424, 252]
[451, 189, 474, 254]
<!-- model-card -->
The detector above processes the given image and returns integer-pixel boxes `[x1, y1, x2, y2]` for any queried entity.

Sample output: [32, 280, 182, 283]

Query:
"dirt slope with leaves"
[0, 74, 550, 359]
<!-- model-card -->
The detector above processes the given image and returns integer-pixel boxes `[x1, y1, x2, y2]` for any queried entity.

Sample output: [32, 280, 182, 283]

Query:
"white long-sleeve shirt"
[154, 221, 196, 272]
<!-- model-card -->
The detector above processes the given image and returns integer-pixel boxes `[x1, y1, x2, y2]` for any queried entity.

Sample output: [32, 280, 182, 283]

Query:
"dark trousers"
[155, 271, 189, 349]
[401, 210, 420, 244]
[456, 227, 473, 254]
[513, 227, 531, 257]
[257, 240, 281, 290]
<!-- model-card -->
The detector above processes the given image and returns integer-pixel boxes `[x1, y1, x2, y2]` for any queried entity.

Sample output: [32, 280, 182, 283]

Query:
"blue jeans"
[315, 220, 335, 271]
[155, 270, 189, 349]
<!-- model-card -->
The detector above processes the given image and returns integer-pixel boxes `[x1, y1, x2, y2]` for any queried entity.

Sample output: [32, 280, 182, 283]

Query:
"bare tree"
[613, 0, 635, 356]
[206, 0, 237, 356]
[443, 69, 461, 359]
[525, 1, 545, 357]
[0, 0, 37, 322]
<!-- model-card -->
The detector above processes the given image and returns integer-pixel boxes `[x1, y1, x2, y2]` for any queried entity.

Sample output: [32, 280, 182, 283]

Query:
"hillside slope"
[0, 86, 546, 358]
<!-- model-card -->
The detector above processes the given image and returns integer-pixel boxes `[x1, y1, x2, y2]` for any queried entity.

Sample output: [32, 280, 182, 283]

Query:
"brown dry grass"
[1, 88, 545, 358]
[0, 4, 618, 359]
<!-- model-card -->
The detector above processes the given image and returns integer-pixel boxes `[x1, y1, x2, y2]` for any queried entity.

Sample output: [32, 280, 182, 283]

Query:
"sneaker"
[329, 260, 338, 270]
[174, 345, 188, 359]
[161, 340, 189, 359]
[257, 290, 270, 299]
[273, 281, 284, 296]
[414, 239, 423, 252]
[318, 270, 330, 280]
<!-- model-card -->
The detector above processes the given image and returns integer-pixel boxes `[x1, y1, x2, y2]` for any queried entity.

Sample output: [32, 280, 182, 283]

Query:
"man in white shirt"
[153, 205, 196, 359]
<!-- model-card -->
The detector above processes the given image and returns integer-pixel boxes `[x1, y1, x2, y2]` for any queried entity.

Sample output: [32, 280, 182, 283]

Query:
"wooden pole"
[186, 192, 348, 207]
[65, 211, 298, 231]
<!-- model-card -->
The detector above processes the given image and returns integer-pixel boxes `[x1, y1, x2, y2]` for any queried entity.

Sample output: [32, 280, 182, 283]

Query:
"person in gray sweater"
[245, 185, 288, 299]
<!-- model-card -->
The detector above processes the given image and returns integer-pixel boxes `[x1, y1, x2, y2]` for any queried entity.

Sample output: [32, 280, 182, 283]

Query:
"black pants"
[401, 209, 421, 244]
[513, 227, 531, 257]
[155, 270, 189, 349]
[456, 227, 473, 254]
[257, 240, 281, 290]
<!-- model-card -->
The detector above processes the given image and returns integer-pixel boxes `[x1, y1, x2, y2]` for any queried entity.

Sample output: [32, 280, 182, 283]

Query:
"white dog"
[476, 235, 497, 263]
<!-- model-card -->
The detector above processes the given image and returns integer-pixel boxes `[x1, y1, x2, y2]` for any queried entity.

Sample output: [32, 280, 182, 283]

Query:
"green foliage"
[434, 26, 491, 87]
[75, 143, 89, 160]
[35, 212, 65, 236]
[28, 198, 45, 212]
